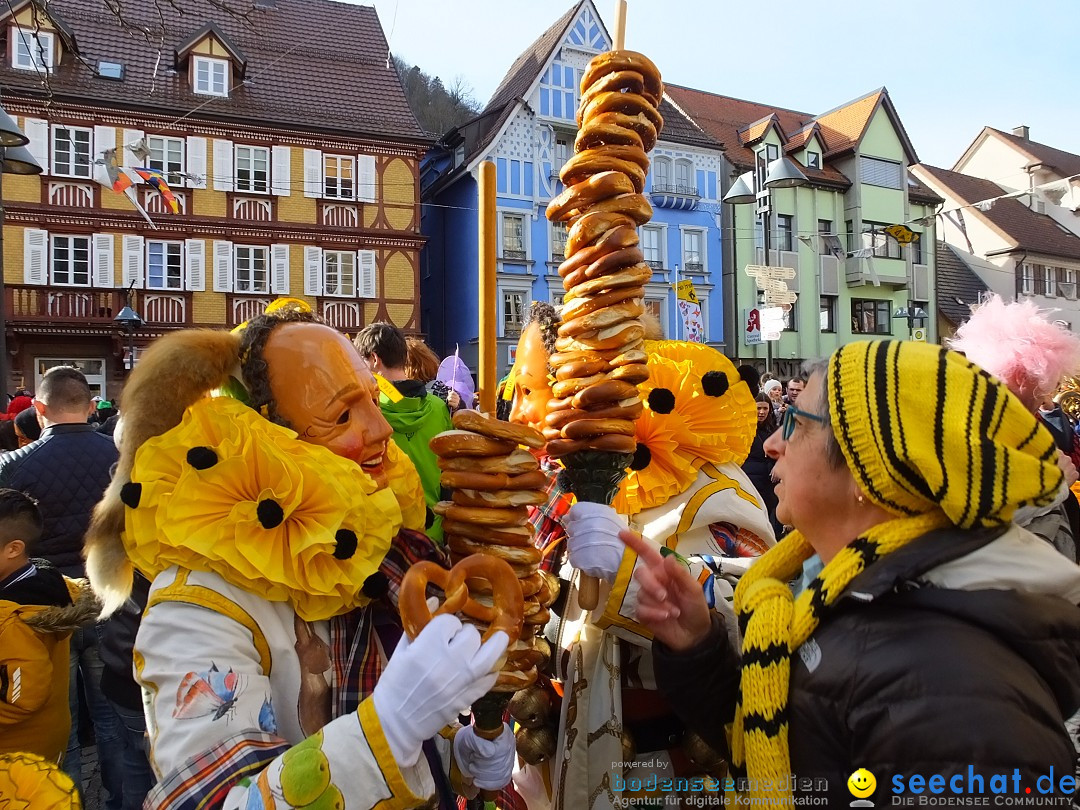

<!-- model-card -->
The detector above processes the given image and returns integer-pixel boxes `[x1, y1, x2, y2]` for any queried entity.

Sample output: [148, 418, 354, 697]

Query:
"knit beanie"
[829, 340, 1062, 526]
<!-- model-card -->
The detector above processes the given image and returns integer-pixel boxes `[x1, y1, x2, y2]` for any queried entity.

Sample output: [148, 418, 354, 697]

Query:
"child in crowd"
[0, 489, 96, 761]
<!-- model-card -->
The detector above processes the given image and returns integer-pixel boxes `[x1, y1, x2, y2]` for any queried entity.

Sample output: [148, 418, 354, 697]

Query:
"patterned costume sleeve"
[138, 594, 434, 810]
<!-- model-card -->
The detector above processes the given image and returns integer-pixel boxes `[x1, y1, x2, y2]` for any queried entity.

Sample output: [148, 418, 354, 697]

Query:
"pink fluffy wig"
[948, 294, 1080, 411]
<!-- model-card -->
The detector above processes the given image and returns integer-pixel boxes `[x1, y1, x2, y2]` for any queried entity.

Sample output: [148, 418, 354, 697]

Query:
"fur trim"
[23, 579, 101, 633]
[85, 329, 242, 616]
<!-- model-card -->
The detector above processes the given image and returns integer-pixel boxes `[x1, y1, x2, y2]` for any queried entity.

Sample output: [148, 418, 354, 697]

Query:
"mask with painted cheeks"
[508, 321, 554, 435]
[256, 321, 395, 488]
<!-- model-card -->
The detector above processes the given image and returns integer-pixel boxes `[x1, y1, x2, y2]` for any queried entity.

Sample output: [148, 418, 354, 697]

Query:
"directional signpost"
[745, 264, 798, 373]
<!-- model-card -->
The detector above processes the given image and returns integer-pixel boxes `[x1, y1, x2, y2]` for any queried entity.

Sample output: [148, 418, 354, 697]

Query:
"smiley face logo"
[848, 768, 876, 798]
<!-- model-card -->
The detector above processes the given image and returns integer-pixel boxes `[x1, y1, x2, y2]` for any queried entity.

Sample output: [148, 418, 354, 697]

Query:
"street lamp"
[0, 108, 42, 400]
[114, 285, 143, 377]
[723, 155, 808, 373]
[893, 300, 928, 335]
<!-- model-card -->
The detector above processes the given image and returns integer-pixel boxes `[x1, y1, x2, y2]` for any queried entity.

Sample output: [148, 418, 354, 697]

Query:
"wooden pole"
[478, 160, 497, 415]
[613, 0, 627, 50]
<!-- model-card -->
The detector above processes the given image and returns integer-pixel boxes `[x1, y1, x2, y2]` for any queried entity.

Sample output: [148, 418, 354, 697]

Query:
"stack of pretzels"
[428, 410, 558, 691]
[543, 50, 663, 457]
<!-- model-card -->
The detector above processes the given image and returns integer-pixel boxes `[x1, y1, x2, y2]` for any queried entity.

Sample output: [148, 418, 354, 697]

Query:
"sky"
[346, 0, 1080, 171]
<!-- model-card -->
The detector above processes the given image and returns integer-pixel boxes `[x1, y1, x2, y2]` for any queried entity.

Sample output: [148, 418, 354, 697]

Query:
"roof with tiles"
[0, 0, 427, 143]
[918, 164, 1080, 261]
[813, 88, 884, 158]
[935, 241, 990, 327]
[738, 114, 780, 146]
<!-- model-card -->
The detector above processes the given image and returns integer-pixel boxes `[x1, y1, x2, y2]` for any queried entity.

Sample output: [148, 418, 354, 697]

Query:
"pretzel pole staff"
[546, 0, 662, 610]
[479, 160, 498, 415]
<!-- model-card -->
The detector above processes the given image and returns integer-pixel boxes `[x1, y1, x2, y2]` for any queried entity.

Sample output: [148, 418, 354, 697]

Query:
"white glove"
[373, 614, 508, 767]
[563, 501, 628, 583]
[453, 723, 516, 790]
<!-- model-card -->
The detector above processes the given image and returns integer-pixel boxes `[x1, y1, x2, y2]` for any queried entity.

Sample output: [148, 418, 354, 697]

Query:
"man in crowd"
[0, 367, 119, 804]
[784, 376, 805, 405]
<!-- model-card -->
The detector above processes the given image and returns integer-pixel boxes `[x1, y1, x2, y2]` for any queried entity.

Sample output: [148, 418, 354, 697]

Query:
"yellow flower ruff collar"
[121, 397, 424, 621]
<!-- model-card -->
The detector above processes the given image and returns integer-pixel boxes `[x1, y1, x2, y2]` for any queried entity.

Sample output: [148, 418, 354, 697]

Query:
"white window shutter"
[304, 245, 323, 295]
[23, 118, 49, 173]
[185, 239, 205, 291]
[304, 148, 322, 199]
[358, 154, 377, 203]
[213, 139, 234, 192]
[271, 243, 290, 294]
[122, 235, 145, 288]
[122, 129, 144, 170]
[358, 249, 377, 298]
[213, 240, 233, 292]
[93, 126, 116, 186]
[93, 234, 114, 288]
[24, 228, 48, 284]
[271, 146, 291, 196]
[186, 137, 207, 188]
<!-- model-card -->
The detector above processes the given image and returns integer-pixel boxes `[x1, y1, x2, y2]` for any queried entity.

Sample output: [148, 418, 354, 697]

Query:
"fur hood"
[19, 578, 100, 634]
[84, 329, 242, 616]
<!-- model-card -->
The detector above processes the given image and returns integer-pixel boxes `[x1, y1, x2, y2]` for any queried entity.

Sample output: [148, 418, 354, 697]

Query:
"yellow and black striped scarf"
[729, 340, 1062, 800]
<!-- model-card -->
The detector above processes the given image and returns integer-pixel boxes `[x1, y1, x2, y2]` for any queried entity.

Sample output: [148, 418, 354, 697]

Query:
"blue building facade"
[421, 0, 726, 376]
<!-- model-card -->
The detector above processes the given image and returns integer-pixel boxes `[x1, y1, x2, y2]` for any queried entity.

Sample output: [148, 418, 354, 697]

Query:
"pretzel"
[577, 70, 648, 120]
[561, 154, 646, 193]
[557, 301, 644, 338]
[566, 213, 637, 257]
[399, 556, 524, 643]
[572, 379, 640, 409]
[544, 402, 643, 429]
[546, 434, 636, 458]
[580, 50, 663, 107]
[558, 225, 639, 275]
[561, 418, 637, 440]
[449, 551, 538, 579]
[575, 121, 643, 153]
[586, 112, 658, 152]
[433, 501, 529, 527]
[429, 430, 516, 458]
[452, 409, 545, 450]
[555, 357, 610, 380]
[447, 535, 542, 566]
[438, 449, 540, 474]
[451, 488, 547, 509]
[442, 520, 534, 547]
[562, 248, 645, 290]
[607, 363, 650, 384]
[546, 171, 636, 222]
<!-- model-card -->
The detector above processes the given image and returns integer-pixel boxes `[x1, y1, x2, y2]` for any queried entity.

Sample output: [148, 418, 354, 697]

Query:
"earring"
[855, 493, 866, 505]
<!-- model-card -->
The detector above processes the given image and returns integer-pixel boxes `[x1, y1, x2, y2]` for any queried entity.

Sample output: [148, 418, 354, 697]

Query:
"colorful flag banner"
[675, 279, 705, 342]
[820, 234, 846, 261]
[99, 148, 132, 193]
[884, 223, 919, 244]
[132, 167, 180, 213]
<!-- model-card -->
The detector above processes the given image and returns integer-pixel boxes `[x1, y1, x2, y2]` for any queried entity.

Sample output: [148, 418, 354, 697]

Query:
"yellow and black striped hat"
[829, 340, 1062, 528]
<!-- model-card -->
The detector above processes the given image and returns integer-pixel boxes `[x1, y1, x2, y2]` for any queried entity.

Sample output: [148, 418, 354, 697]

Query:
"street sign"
[764, 289, 798, 306]
[745, 264, 797, 283]
[911, 327, 927, 342]
[759, 306, 785, 341]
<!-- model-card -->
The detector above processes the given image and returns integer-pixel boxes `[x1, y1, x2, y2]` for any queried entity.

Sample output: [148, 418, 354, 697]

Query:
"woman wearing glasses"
[624, 340, 1080, 806]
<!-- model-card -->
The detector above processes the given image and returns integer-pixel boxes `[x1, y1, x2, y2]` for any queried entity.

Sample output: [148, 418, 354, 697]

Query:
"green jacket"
[380, 382, 452, 543]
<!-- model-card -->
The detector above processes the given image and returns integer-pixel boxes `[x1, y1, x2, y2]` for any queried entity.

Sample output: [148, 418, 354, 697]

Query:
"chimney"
[1012, 125, 1030, 139]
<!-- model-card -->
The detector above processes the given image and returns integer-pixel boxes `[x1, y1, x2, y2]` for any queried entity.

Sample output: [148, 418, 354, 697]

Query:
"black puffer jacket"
[0, 423, 118, 576]
[654, 526, 1080, 806]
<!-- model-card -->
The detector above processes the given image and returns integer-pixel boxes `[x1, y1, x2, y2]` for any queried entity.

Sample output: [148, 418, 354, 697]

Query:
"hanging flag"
[127, 136, 151, 164]
[675, 279, 705, 343]
[944, 209, 973, 253]
[820, 234, 846, 261]
[97, 148, 133, 193]
[883, 223, 919, 244]
[132, 167, 180, 213]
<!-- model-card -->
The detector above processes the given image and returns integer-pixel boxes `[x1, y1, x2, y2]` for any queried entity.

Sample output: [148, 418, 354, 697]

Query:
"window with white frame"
[551, 221, 568, 260]
[1019, 263, 1035, 295]
[51, 235, 91, 286]
[644, 297, 667, 335]
[551, 291, 565, 307]
[148, 136, 185, 187]
[653, 156, 671, 191]
[193, 56, 229, 97]
[234, 245, 269, 293]
[1042, 264, 1057, 297]
[553, 135, 571, 176]
[324, 155, 356, 200]
[682, 229, 704, 271]
[641, 225, 664, 269]
[12, 28, 53, 72]
[147, 240, 184, 290]
[674, 159, 694, 194]
[502, 290, 526, 336]
[52, 126, 92, 179]
[235, 145, 270, 194]
[324, 251, 356, 297]
[502, 214, 526, 260]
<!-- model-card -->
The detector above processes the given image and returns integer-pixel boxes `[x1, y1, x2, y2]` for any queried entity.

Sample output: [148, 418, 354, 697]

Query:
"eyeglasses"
[781, 403, 826, 441]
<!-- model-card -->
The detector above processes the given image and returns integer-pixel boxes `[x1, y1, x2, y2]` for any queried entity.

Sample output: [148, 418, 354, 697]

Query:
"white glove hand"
[373, 614, 508, 767]
[563, 501, 628, 583]
[453, 723, 516, 790]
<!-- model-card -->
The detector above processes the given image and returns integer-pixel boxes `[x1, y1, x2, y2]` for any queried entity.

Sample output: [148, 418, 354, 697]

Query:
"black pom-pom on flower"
[256, 499, 285, 529]
[425, 507, 435, 529]
[630, 444, 652, 471]
[362, 571, 389, 599]
[648, 388, 676, 415]
[186, 446, 218, 470]
[334, 528, 359, 560]
[120, 482, 142, 509]
[701, 371, 729, 398]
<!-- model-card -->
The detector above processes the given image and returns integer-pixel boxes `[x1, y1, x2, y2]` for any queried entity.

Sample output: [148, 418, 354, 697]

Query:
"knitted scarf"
[727, 340, 1063, 801]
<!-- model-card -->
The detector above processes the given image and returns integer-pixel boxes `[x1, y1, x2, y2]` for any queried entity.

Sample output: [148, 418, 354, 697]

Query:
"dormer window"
[12, 27, 54, 72]
[193, 56, 229, 96]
